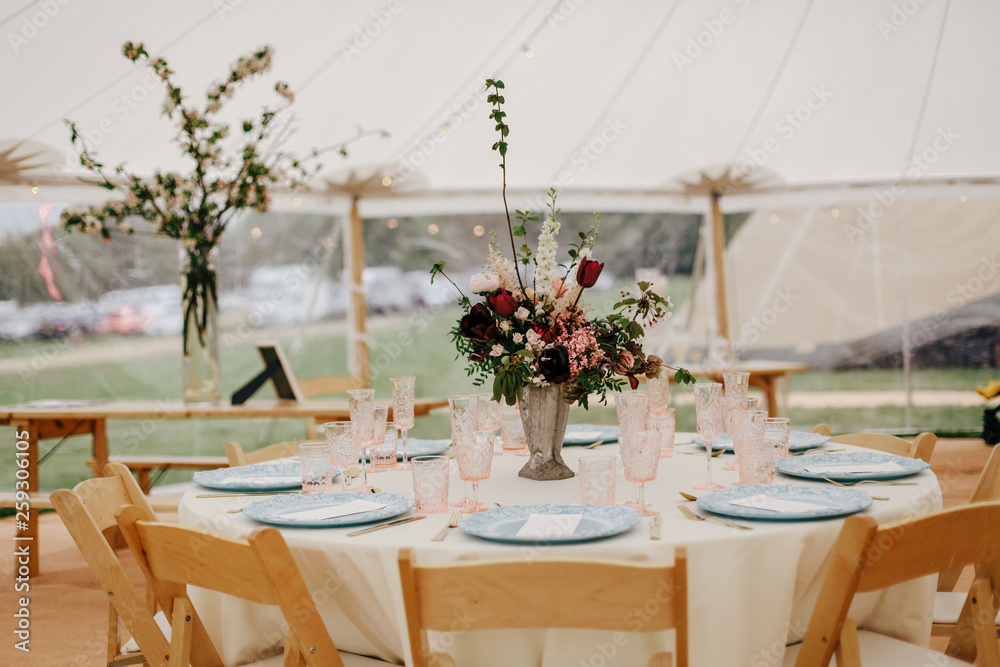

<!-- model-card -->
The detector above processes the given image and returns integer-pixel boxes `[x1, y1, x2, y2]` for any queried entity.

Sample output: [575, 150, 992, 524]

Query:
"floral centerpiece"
[432, 79, 693, 479]
[60, 42, 375, 402]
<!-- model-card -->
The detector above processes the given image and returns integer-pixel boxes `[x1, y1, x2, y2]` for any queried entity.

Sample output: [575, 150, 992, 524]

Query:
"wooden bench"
[88, 455, 229, 494]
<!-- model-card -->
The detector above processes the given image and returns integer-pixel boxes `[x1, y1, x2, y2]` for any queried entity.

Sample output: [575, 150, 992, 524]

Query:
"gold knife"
[346, 515, 425, 536]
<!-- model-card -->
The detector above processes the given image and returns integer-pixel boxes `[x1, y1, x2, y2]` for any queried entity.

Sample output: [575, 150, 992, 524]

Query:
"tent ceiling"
[2, 0, 1000, 214]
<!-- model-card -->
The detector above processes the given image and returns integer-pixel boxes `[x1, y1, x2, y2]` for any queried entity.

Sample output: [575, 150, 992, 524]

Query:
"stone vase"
[518, 383, 574, 480]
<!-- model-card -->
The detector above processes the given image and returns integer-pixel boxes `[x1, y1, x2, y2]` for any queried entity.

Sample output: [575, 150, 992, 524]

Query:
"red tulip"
[576, 258, 604, 288]
[487, 288, 518, 318]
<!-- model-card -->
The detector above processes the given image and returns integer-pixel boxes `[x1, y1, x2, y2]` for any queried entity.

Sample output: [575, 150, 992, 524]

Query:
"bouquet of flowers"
[431, 79, 693, 407]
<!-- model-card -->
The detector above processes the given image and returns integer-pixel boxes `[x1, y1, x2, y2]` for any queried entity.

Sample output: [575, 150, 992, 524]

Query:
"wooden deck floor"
[0, 439, 993, 666]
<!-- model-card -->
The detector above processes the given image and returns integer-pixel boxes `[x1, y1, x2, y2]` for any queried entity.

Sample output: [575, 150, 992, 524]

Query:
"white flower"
[469, 271, 500, 294]
[490, 344, 504, 357]
[533, 214, 560, 301]
[525, 330, 542, 347]
[512, 332, 523, 343]
[500, 321, 511, 332]
[514, 306, 530, 320]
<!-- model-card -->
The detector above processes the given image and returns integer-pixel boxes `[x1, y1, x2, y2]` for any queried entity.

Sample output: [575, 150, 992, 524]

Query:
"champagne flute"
[356, 405, 388, 491]
[389, 376, 416, 471]
[456, 431, 494, 513]
[722, 372, 750, 472]
[347, 388, 376, 493]
[694, 382, 725, 490]
[448, 395, 478, 508]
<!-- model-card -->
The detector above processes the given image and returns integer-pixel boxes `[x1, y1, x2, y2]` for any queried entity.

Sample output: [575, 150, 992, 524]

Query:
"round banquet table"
[178, 435, 943, 667]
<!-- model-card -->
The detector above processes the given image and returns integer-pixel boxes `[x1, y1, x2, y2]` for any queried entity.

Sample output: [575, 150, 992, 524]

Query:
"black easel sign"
[231, 341, 304, 405]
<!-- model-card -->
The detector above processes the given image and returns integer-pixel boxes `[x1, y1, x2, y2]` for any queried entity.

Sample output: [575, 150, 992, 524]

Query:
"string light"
[30, 186, 38, 195]
[387, 218, 399, 229]
[831, 208, 839, 218]
[292, 196, 302, 207]
[523, 47, 534, 59]
[473, 225, 485, 236]
[960, 195, 967, 202]
[769, 214, 779, 223]
[427, 223, 439, 235]
[382, 176, 392, 187]
[251, 227, 262, 238]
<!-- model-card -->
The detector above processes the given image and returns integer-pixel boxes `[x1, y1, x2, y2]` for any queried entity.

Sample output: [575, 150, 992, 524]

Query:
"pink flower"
[612, 351, 634, 375]
[470, 272, 500, 294]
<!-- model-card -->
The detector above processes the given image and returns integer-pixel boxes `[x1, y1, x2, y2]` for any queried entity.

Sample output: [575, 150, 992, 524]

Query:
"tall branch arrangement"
[431, 79, 693, 407]
[61, 41, 380, 352]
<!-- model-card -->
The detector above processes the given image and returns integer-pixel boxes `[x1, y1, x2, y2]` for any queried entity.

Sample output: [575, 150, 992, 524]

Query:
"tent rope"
[901, 0, 952, 169]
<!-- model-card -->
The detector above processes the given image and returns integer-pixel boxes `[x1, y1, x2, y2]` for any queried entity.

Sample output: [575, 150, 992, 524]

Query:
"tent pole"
[710, 190, 730, 342]
[347, 196, 371, 388]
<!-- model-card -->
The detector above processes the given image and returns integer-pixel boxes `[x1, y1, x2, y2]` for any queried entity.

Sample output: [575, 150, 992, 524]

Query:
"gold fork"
[432, 510, 461, 541]
[789, 448, 845, 456]
[677, 504, 752, 530]
[821, 477, 917, 487]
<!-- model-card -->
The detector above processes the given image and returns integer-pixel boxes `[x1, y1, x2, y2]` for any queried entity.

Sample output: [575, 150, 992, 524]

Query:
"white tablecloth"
[178, 435, 942, 666]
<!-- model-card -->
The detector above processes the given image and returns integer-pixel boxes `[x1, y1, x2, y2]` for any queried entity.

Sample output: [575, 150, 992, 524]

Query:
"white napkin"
[219, 475, 302, 485]
[803, 462, 905, 474]
[729, 494, 827, 513]
[280, 499, 385, 521]
[565, 430, 603, 441]
[516, 513, 584, 538]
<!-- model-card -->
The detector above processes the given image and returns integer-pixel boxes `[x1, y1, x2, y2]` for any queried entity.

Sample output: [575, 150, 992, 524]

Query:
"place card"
[802, 462, 905, 474]
[279, 499, 386, 521]
[218, 475, 302, 485]
[729, 495, 827, 514]
[516, 513, 583, 538]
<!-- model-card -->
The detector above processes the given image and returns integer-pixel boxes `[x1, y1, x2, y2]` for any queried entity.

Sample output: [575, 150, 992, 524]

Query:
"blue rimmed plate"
[697, 485, 872, 521]
[458, 504, 640, 544]
[774, 451, 930, 482]
[694, 430, 832, 453]
[563, 424, 621, 446]
[242, 492, 412, 528]
[193, 462, 340, 492]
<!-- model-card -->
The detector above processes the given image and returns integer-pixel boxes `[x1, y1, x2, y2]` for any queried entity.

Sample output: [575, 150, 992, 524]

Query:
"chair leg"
[833, 617, 861, 667]
[970, 578, 1000, 667]
[169, 599, 194, 667]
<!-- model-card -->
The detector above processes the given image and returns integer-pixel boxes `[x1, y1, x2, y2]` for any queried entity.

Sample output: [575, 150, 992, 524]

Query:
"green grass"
[0, 286, 992, 491]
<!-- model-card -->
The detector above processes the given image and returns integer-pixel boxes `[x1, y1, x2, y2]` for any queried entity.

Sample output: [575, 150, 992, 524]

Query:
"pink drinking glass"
[456, 430, 494, 513]
[323, 420, 353, 492]
[615, 391, 649, 507]
[448, 395, 478, 508]
[500, 402, 528, 455]
[694, 382, 724, 490]
[389, 376, 416, 471]
[728, 409, 766, 485]
[765, 417, 791, 460]
[347, 388, 375, 493]
[476, 394, 503, 456]
[656, 408, 676, 458]
[619, 431, 660, 516]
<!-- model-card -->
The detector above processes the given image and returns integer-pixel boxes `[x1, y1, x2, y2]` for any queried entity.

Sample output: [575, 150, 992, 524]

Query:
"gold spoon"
[678, 491, 699, 501]
[679, 448, 724, 457]
[584, 440, 606, 449]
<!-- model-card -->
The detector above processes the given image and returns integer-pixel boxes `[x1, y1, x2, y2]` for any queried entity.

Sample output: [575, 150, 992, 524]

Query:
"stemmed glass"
[722, 372, 750, 471]
[456, 430, 494, 513]
[389, 376, 416, 471]
[323, 420, 353, 492]
[619, 431, 660, 516]
[356, 405, 388, 491]
[694, 382, 725, 490]
[615, 391, 648, 507]
[448, 395, 478, 509]
[347, 388, 374, 492]
[476, 395, 503, 456]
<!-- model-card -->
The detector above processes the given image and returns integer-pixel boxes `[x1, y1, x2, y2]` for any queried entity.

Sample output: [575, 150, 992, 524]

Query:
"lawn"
[0, 288, 992, 491]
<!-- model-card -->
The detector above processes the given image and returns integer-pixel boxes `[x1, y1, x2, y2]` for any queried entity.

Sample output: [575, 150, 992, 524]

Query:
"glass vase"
[180, 244, 221, 404]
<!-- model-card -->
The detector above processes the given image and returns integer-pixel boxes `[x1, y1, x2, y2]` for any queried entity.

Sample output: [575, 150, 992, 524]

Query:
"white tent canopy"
[3, 0, 1000, 214]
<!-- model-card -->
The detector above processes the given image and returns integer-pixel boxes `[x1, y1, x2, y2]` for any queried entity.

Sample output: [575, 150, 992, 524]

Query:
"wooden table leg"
[92, 418, 109, 477]
[15, 421, 40, 577]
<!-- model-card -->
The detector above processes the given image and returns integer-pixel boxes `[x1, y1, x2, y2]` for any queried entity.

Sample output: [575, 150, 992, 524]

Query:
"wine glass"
[694, 382, 725, 490]
[619, 431, 660, 516]
[476, 394, 503, 456]
[448, 395, 478, 508]
[456, 430, 494, 513]
[355, 405, 388, 492]
[347, 388, 375, 493]
[389, 376, 416, 471]
[323, 420, 353, 492]
[615, 391, 648, 508]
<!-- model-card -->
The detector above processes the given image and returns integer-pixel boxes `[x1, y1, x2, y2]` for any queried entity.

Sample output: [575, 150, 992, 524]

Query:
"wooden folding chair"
[786, 503, 1000, 666]
[834, 431, 937, 463]
[225, 439, 309, 467]
[934, 445, 1000, 637]
[50, 462, 174, 667]
[811, 424, 832, 436]
[398, 547, 688, 667]
[115, 506, 392, 667]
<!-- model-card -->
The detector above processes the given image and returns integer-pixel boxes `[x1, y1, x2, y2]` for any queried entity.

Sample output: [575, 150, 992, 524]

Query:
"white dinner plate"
[243, 492, 412, 528]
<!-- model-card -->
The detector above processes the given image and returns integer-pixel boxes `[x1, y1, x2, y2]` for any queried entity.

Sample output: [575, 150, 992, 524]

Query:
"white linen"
[179, 438, 942, 667]
[802, 462, 905, 474]
[218, 475, 302, 485]
[515, 513, 584, 538]
[729, 494, 828, 513]
[279, 500, 386, 521]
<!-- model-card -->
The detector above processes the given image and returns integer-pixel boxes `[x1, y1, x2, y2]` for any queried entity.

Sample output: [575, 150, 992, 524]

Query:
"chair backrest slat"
[400, 548, 688, 667]
[834, 431, 936, 463]
[226, 440, 307, 467]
